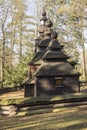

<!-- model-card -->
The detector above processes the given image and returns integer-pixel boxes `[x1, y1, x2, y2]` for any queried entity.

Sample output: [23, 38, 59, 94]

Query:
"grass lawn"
[0, 85, 87, 130]
[0, 104, 87, 130]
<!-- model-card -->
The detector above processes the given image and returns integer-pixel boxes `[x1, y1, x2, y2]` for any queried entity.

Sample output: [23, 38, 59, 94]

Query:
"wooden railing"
[1, 97, 87, 116]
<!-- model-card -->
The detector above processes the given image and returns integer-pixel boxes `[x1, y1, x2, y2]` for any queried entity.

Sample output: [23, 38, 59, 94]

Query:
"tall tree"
[0, 0, 36, 88]
[0, 0, 10, 88]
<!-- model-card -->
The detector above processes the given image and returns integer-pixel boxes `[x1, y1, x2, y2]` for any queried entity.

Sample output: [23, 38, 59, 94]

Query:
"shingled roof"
[35, 62, 80, 77]
[29, 50, 46, 65]
[47, 39, 61, 50]
[38, 37, 51, 48]
[43, 50, 69, 60]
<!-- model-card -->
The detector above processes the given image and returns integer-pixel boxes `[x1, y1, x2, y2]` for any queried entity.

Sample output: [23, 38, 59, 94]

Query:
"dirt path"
[0, 89, 24, 98]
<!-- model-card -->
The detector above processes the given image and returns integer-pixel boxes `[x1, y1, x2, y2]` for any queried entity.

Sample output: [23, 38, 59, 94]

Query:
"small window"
[55, 77, 63, 87]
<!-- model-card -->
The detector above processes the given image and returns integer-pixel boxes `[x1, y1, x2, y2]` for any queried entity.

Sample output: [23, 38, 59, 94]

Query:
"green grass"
[0, 92, 87, 106]
[0, 105, 87, 130]
[0, 87, 87, 130]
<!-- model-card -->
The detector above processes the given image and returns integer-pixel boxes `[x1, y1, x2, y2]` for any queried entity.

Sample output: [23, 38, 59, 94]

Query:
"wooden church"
[24, 10, 80, 97]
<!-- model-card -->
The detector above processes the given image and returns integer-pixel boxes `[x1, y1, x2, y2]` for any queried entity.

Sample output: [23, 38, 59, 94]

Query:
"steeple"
[34, 9, 48, 53]
[35, 9, 53, 51]
[39, 9, 47, 39]
[30, 9, 52, 65]
[40, 9, 47, 25]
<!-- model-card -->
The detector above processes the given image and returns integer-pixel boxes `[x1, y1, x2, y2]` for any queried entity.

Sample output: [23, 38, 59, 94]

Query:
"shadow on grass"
[1, 109, 87, 130]
[60, 121, 87, 130]
[1, 94, 87, 130]
[9, 120, 87, 130]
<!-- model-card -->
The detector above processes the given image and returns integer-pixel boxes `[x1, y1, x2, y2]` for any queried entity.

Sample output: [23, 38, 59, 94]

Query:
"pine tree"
[0, 0, 35, 88]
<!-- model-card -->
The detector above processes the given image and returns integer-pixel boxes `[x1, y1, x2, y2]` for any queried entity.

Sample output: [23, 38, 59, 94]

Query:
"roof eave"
[35, 73, 81, 77]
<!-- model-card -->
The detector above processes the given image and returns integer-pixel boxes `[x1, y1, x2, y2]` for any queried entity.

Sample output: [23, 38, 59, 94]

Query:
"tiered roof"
[43, 50, 69, 60]
[35, 62, 80, 77]
[29, 9, 80, 78]
[43, 38, 69, 61]
[35, 31, 80, 77]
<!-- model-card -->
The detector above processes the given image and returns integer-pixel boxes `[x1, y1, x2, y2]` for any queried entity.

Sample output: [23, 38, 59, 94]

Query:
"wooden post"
[34, 77, 37, 97]
[0, 105, 17, 116]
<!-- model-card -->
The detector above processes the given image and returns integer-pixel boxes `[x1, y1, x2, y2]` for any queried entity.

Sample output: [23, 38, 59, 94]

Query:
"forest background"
[0, 0, 87, 89]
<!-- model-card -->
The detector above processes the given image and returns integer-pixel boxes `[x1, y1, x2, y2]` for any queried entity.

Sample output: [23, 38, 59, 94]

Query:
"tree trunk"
[1, 26, 5, 88]
[81, 8, 87, 82]
[82, 40, 86, 82]
[19, 18, 23, 62]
